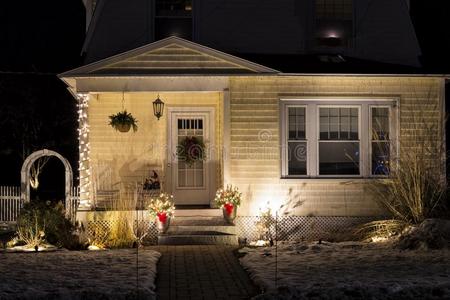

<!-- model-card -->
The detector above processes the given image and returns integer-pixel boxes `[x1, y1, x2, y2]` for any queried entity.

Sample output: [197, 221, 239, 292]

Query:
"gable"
[60, 37, 278, 77]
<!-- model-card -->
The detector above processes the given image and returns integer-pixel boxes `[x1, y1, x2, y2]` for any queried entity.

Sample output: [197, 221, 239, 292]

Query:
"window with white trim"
[281, 100, 397, 178]
[370, 106, 390, 176]
[287, 106, 307, 175]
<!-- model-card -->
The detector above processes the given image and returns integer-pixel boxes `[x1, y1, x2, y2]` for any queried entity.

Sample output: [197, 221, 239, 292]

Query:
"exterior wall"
[228, 76, 444, 216]
[84, 0, 421, 67]
[197, 0, 420, 66]
[86, 92, 223, 206]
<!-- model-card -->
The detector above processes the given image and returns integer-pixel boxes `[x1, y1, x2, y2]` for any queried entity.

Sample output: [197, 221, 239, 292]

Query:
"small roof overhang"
[59, 36, 279, 91]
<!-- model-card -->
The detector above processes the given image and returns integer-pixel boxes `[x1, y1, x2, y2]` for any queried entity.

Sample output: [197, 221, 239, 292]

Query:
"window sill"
[280, 177, 387, 183]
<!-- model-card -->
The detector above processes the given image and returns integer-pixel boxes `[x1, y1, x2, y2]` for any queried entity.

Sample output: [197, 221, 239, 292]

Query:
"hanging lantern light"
[153, 94, 164, 120]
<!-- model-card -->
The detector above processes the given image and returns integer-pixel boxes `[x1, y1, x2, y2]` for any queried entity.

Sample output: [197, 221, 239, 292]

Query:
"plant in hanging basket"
[108, 110, 138, 132]
[214, 185, 242, 224]
[148, 193, 175, 233]
[177, 136, 206, 166]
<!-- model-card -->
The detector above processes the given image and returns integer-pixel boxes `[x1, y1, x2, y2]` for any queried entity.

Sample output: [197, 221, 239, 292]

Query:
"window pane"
[288, 107, 306, 140]
[288, 141, 307, 175]
[329, 108, 339, 139]
[340, 108, 350, 140]
[372, 107, 389, 140]
[320, 107, 359, 141]
[372, 142, 390, 175]
[319, 142, 359, 175]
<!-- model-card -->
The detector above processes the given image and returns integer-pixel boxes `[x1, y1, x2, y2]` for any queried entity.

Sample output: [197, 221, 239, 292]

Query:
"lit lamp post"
[153, 95, 164, 120]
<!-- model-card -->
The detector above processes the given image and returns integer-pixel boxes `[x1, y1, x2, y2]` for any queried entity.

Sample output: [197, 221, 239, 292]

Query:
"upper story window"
[155, 0, 193, 41]
[314, 0, 353, 48]
[281, 99, 397, 178]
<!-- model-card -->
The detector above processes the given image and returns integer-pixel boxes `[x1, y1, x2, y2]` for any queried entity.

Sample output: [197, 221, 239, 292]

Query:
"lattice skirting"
[235, 216, 380, 243]
[85, 220, 159, 245]
[84, 216, 379, 245]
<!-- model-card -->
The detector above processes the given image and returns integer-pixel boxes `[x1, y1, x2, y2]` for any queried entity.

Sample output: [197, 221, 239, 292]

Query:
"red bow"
[157, 212, 167, 223]
[224, 203, 234, 215]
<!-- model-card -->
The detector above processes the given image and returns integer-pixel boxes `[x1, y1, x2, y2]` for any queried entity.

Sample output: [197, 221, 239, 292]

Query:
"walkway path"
[148, 245, 260, 300]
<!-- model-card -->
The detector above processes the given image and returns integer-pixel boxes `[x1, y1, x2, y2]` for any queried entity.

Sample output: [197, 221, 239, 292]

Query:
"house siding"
[86, 92, 223, 204]
[228, 76, 444, 216]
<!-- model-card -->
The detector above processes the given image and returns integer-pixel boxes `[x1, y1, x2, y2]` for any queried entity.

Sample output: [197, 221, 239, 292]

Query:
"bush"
[359, 96, 447, 241]
[16, 201, 81, 249]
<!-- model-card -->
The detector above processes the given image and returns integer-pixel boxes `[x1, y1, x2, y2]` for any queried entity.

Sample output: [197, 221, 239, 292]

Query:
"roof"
[60, 36, 279, 78]
[234, 53, 424, 75]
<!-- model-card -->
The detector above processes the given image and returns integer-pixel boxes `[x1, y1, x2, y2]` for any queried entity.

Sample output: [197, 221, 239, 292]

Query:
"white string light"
[77, 93, 92, 209]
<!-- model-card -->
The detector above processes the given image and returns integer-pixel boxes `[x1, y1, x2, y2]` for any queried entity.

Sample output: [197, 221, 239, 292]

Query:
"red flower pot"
[222, 203, 237, 224]
[156, 212, 171, 233]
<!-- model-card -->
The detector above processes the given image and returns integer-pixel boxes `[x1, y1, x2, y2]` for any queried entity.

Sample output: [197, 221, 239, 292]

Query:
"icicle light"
[77, 93, 91, 209]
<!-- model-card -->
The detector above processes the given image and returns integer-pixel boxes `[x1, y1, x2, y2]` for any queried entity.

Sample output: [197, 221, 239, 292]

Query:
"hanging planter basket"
[116, 123, 131, 133]
[108, 110, 138, 133]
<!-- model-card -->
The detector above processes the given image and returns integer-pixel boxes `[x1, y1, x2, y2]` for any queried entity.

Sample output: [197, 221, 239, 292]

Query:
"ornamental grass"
[358, 95, 447, 241]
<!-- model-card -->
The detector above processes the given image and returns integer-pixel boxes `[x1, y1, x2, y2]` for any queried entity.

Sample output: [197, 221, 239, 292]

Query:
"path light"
[153, 95, 165, 120]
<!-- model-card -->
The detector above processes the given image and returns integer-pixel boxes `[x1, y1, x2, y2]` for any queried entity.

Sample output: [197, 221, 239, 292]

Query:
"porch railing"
[0, 186, 22, 223]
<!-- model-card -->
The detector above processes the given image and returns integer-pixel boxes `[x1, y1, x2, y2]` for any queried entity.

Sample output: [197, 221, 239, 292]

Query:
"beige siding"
[229, 76, 444, 216]
[87, 92, 223, 202]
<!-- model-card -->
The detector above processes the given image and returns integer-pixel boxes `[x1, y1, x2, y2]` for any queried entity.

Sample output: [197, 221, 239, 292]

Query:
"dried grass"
[360, 94, 447, 240]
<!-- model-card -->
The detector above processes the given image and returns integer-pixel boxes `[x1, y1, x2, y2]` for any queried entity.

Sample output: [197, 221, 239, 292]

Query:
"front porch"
[81, 91, 225, 211]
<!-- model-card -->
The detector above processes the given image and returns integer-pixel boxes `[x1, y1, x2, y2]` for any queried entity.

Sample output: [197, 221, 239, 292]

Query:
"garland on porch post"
[77, 93, 91, 209]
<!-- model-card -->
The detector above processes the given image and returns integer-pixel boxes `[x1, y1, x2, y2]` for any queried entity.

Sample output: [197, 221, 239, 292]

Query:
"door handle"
[167, 163, 171, 168]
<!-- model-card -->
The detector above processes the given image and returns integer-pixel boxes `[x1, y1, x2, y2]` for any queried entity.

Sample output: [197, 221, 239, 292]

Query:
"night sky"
[0, 1, 449, 200]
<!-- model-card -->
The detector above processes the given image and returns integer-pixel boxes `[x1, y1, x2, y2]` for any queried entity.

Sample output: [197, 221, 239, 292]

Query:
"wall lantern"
[153, 95, 165, 120]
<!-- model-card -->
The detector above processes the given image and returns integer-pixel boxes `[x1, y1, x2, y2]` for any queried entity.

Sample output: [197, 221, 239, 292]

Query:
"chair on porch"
[91, 163, 120, 210]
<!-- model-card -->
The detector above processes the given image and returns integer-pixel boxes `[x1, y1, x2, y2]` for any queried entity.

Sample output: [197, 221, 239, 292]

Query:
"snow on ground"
[240, 241, 450, 299]
[0, 249, 161, 300]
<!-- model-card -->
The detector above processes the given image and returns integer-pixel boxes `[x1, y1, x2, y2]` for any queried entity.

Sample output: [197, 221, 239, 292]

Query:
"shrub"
[16, 201, 81, 249]
[359, 96, 447, 241]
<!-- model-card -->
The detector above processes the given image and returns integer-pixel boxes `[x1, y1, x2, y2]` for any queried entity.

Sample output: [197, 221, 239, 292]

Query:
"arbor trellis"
[20, 149, 74, 218]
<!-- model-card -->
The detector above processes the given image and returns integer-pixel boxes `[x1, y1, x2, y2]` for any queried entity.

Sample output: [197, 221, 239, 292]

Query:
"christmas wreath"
[177, 136, 206, 166]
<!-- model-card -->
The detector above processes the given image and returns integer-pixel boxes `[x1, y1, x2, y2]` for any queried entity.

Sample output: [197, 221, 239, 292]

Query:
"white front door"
[168, 108, 214, 205]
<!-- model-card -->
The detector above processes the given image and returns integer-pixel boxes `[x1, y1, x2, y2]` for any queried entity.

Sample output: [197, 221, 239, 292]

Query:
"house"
[81, 0, 421, 67]
[59, 36, 446, 242]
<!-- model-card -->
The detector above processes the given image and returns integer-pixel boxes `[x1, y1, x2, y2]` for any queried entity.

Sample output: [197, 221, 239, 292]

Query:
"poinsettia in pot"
[109, 110, 138, 133]
[148, 193, 175, 233]
[214, 185, 242, 224]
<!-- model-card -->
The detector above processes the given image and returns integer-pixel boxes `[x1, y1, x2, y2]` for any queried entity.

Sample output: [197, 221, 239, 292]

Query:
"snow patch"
[0, 249, 161, 299]
[396, 219, 450, 250]
[240, 241, 450, 299]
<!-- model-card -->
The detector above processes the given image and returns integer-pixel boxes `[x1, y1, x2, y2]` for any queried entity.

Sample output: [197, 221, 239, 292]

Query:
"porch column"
[77, 93, 92, 209]
[223, 88, 231, 185]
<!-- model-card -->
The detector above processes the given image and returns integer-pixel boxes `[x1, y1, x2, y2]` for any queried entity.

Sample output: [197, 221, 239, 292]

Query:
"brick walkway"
[148, 245, 260, 300]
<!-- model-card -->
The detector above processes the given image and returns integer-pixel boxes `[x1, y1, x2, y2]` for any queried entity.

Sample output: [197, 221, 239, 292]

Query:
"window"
[314, 0, 353, 48]
[287, 107, 307, 175]
[155, 0, 193, 41]
[315, 0, 353, 20]
[371, 107, 390, 176]
[319, 107, 359, 175]
[281, 100, 396, 178]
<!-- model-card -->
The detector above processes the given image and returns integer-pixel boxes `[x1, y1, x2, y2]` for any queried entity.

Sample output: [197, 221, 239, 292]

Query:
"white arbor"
[20, 149, 74, 217]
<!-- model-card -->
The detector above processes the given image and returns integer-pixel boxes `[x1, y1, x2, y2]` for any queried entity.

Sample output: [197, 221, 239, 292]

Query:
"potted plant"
[108, 110, 138, 133]
[214, 185, 242, 224]
[148, 193, 175, 233]
[177, 136, 206, 166]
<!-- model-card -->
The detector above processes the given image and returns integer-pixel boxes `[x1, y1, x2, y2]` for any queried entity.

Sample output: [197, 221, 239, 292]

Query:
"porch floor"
[148, 245, 260, 300]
